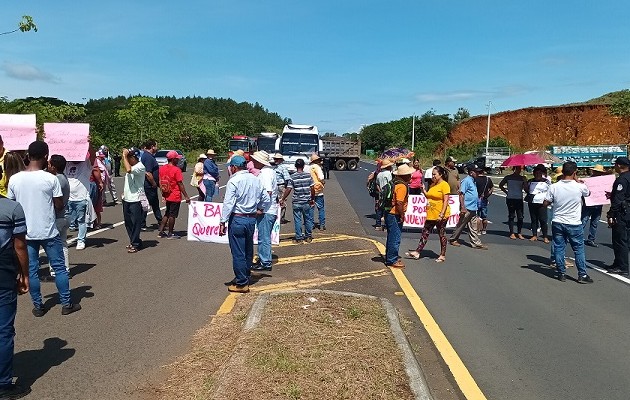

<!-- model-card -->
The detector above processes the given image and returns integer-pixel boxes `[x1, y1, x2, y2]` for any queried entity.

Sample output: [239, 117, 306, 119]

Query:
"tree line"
[0, 95, 290, 155]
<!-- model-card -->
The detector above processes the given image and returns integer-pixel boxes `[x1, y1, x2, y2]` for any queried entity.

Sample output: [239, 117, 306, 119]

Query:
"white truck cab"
[277, 124, 322, 173]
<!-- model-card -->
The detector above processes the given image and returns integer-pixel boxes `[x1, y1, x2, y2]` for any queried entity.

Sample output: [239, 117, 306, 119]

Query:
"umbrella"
[501, 153, 546, 167]
[378, 147, 414, 164]
[525, 150, 562, 164]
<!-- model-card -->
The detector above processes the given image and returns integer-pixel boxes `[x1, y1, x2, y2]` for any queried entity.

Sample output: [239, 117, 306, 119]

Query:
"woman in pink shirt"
[409, 159, 424, 195]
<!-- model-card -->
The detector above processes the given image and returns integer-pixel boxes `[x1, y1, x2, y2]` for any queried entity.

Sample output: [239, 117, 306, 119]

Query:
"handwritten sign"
[583, 174, 616, 206]
[44, 123, 90, 161]
[403, 195, 460, 228]
[0, 114, 37, 150]
[187, 201, 280, 244]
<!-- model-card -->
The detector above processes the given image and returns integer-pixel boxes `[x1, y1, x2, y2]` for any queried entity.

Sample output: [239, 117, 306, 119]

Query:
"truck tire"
[335, 159, 347, 171]
[347, 159, 358, 170]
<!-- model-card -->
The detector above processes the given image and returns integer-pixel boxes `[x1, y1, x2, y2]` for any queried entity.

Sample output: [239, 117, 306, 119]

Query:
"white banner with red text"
[187, 201, 280, 244]
[402, 195, 460, 228]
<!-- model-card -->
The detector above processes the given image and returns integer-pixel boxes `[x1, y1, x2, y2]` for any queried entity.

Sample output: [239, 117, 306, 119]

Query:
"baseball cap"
[229, 155, 247, 167]
[127, 147, 141, 159]
[615, 157, 630, 166]
[446, 156, 457, 163]
[166, 150, 182, 160]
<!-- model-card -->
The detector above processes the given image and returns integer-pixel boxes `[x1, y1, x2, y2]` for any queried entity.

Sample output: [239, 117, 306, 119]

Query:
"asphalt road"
[338, 161, 630, 400]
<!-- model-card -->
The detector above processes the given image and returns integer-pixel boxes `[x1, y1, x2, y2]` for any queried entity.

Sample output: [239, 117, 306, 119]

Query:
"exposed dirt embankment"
[446, 104, 630, 150]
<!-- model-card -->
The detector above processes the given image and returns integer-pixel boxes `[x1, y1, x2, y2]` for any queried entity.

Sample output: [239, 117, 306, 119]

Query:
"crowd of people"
[369, 154, 630, 284]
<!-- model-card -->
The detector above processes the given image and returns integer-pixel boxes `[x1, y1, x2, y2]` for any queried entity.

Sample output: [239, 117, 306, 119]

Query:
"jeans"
[375, 206, 384, 227]
[293, 203, 314, 240]
[66, 200, 88, 243]
[256, 213, 276, 268]
[27, 236, 71, 308]
[228, 215, 256, 286]
[506, 198, 524, 234]
[552, 222, 588, 276]
[123, 201, 143, 249]
[203, 180, 216, 202]
[450, 209, 482, 246]
[581, 205, 602, 242]
[142, 187, 163, 227]
[477, 197, 489, 220]
[49, 217, 70, 276]
[385, 213, 402, 265]
[314, 195, 325, 227]
[0, 289, 16, 388]
[611, 216, 630, 271]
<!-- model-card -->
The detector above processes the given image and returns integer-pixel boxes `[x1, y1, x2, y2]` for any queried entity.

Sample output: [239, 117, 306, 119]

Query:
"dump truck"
[321, 137, 360, 171]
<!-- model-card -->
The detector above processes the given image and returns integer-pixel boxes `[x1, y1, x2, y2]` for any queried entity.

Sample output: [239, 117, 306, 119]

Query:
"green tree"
[117, 96, 169, 144]
[1, 15, 37, 36]
[610, 89, 630, 118]
[453, 107, 471, 124]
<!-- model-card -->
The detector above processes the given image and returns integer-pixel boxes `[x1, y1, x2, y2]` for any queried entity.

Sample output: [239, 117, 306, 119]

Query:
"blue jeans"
[314, 195, 325, 227]
[66, 200, 88, 242]
[228, 215, 256, 286]
[27, 236, 71, 307]
[375, 206, 383, 227]
[0, 289, 16, 387]
[256, 213, 276, 268]
[123, 201, 143, 249]
[203, 180, 216, 202]
[552, 222, 588, 276]
[581, 205, 602, 242]
[385, 213, 402, 265]
[293, 203, 314, 240]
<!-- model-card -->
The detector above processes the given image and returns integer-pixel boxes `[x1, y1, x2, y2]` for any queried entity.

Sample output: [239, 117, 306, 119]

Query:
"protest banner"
[44, 123, 90, 161]
[403, 194, 460, 228]
[0, 114, 37, 150]
[583, 175, 616, 206]
[187, 201, 280, 244]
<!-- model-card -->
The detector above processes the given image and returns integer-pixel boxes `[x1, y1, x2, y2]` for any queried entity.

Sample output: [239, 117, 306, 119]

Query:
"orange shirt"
[390, 181, 408, 215]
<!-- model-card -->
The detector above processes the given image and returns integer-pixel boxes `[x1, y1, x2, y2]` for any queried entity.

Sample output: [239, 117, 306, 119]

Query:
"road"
[339, 161, 630, 400]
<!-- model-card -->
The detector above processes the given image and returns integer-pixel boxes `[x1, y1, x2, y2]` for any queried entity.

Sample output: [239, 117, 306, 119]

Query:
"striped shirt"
[0, 196, 26, 290]
[287, 171, 314, 205]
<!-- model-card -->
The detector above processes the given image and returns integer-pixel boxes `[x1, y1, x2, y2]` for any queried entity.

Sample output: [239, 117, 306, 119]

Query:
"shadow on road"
[43, 285, 95, 309]
[88, 238, 118, 248]
[14, 338, 75, 388]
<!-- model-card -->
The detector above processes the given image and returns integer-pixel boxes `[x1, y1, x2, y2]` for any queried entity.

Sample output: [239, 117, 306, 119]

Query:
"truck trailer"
[321, 138, 360, 171]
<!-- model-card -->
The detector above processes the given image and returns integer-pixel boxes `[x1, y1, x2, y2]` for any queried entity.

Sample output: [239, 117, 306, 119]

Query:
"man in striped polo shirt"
[280, 159, 315, 244]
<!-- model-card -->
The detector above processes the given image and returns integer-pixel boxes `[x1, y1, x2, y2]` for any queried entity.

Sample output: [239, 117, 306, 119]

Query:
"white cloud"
[415, 86, 532, 103]
[1, 62, 59, 83]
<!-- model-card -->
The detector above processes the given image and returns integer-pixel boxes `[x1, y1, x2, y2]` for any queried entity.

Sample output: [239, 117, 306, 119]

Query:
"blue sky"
[2, 1, 629, 134]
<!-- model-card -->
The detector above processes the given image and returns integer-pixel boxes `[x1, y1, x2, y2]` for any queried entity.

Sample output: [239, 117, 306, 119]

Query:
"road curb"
[244, 289, 434, 400]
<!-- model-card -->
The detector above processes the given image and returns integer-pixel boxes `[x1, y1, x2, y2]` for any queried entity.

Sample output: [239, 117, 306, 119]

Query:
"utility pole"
[411, 114, 416, 151]
[485, 101, 492, 155]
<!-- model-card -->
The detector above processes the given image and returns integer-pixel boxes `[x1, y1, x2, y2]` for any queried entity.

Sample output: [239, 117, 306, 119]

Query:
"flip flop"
[127, 247, 139, 253]
[435, 257, 446, 263]
[404, 251, 421, 260]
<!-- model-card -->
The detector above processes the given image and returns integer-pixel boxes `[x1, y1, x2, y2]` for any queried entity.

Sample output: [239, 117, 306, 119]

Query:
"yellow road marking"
[253, 269, 389, 293]
[365, 237, 487, 400]
[215, 293, 238, 316]
[277, 235, 357, 247]
[274, 250, 372, 265]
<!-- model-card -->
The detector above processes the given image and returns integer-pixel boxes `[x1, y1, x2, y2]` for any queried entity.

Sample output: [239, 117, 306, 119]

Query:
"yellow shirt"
[310, 164, 325, 195]
[426, 180, 451, 220]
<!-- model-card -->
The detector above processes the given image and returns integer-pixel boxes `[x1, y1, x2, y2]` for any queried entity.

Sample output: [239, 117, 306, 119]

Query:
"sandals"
[435, 257, 446, 263]
[127, 247, 139, 253]
[404, 251, 421, 260]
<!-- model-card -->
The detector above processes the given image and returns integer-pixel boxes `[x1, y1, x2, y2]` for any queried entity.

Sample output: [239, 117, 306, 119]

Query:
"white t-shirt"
[123, 162, 146, 202]
[545, 180, 590, 225]
[424, 166, 435, 180]
[258, 166, 279, 215]
[8, 170, 62, 240]
[65, 160, 91, 201]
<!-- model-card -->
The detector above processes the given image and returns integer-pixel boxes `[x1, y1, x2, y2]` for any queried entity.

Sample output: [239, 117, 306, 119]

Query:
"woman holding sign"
[406, 166, 451, 262]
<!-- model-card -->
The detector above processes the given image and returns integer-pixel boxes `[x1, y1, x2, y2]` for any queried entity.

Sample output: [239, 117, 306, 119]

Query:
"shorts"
[477, 197, 489, 219]
[164, 201, 181, 218]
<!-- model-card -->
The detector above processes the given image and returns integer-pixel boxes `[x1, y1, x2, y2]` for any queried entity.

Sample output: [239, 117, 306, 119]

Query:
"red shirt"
[159, 164, 183, 202]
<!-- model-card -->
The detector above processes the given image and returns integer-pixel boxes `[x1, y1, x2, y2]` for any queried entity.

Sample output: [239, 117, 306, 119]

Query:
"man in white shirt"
[8, 141, 81, 316]
[122, 148, 146, 253]
[544, 161, 593, 283]
[250, 151, 277, 271]
[65, 156, 93, 250]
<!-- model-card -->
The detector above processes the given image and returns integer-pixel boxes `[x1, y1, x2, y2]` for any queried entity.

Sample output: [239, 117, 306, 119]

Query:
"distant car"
[155, 150, 187, 172]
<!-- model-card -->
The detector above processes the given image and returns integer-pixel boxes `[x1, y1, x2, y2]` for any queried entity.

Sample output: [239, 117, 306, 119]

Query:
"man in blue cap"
[607, 156, 630, 275]
[219, 155, 270, 293]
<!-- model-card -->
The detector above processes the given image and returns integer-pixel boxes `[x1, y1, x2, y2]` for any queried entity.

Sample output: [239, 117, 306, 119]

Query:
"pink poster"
[44, 123, 90, 161]
[0, 114, 37, 150]
[403, 195, 460, 228]
[583, 175, 616, 206]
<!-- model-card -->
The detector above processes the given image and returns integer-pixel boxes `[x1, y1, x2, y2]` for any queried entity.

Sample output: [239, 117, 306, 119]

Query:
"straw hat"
[234, 149, 244, 156]
[206, 149, 216, 156]
[592, 164, 605, 172]
[272, 153, 284, 160]
[393, 164, 415, 176]
[555, 166, 562, 174]
[198, 153, 207, 160]
[310, 153, 321, 162]
[251, 150, 271, 167]
[380, 159, 394, 168]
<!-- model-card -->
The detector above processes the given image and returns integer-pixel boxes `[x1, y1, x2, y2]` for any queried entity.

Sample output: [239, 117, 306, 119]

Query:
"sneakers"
[32, 306, 47, 317]
[61, 303, 82, 315]
[374, 226, 384, 231]
[481, 230, 487, 235]
[0, 383, 31, 399]
[167, 233, 181, 240]
[157, 231, 168, 238]
[251, 264, 272, 272]
[578, 275, 594, 284]
[584, 240, 598, 248]
[76, 241, 86, 250]
[557, 273, 566, 282]
[305, 237, 313, 243]
[227, 284, 250, 293]
[607, 267, 629, 276]
[292, 238, 304, 244]
[472, 245, 488, 250]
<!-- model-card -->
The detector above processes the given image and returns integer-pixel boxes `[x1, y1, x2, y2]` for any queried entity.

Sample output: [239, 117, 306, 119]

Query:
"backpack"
[378, 181, 394, 211]
[159, 175, 172, 195]
[367, 172, 379, 198]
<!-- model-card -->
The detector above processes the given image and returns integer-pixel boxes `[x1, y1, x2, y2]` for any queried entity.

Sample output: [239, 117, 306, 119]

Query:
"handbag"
[139, 191, 150, 212]
[524, 193, 534, 203]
